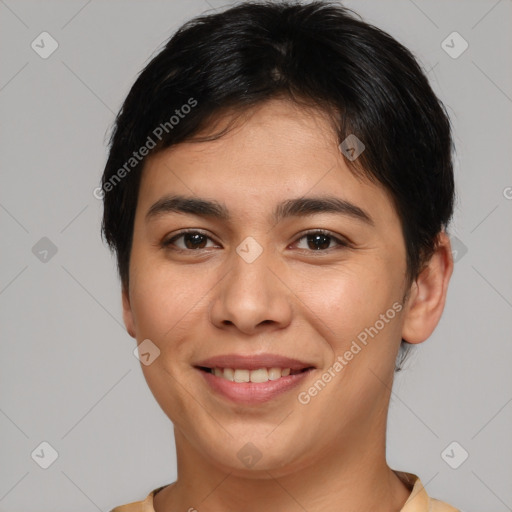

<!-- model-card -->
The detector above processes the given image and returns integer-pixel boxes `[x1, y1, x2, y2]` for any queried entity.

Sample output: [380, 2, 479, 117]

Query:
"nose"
[208, 243, 293, 335]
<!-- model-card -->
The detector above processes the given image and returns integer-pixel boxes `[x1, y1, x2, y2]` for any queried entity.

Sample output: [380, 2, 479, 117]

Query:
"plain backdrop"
[1, 0, 511, 511]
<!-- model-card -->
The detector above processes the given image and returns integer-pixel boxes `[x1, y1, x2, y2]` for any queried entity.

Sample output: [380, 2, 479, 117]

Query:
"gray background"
[1, 0, 511, 510]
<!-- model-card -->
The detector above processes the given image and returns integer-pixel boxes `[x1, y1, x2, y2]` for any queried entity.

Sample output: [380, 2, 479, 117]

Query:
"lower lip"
[198, 368, 313, 404]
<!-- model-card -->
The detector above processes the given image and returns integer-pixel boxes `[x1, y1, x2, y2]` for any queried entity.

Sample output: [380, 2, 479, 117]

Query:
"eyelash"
[161, 229, 351, 253]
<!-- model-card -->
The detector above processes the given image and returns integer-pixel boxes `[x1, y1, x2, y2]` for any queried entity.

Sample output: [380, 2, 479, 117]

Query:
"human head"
[99, 0, 455, 480]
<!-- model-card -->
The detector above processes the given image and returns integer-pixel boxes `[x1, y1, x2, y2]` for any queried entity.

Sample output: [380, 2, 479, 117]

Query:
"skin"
[122, 97, 453, 512]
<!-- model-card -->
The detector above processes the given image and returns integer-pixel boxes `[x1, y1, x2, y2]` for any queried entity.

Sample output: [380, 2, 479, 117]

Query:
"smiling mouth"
[197, 366, 313, 383]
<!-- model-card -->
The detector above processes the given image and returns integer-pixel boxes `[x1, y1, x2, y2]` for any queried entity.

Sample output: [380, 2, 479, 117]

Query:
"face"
[122, 98, 417, 476]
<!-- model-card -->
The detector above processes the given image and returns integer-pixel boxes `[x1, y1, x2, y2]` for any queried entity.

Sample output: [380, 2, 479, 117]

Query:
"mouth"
[193, 354, 316, 404]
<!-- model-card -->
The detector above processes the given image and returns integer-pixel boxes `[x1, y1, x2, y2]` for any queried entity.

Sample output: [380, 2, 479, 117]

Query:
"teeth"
[250, 368, 268, 383]
[268, 367, 282, 380]
[223, 368, 234, 381]
[234, 369, 250, 383]
[211, 367, 297, 382]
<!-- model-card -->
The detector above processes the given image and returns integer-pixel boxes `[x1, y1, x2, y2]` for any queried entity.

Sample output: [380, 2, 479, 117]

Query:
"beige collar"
[111, 472, 460, 512]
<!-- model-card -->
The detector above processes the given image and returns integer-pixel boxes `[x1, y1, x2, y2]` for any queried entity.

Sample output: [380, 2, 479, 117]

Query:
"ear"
[122, 286, 136, 339]
[401, 231, 454, 344]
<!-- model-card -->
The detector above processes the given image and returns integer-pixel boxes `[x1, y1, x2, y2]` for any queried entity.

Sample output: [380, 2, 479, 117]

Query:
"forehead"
[137, 98, 396, 226]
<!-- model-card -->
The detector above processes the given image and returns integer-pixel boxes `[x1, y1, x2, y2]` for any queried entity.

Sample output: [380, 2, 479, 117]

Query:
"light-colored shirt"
[109, 471, 460, 511]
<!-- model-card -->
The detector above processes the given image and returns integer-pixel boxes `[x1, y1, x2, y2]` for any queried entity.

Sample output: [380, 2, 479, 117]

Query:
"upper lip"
[194, 354, 315, 371]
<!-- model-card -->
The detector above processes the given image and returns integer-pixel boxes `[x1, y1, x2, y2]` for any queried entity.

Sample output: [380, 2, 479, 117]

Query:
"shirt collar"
[131, 472, 452, 512]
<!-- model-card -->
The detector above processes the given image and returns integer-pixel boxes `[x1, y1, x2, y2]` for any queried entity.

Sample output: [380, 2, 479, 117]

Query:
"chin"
[194, 430, 313, 478]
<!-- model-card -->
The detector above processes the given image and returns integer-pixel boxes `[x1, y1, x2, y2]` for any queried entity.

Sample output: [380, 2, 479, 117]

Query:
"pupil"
[185, 233, 206, 249]
[308, 234, 330, 250]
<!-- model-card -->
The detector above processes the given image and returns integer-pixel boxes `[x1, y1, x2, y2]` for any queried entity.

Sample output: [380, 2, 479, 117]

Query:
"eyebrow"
[145, 194, 374, 226]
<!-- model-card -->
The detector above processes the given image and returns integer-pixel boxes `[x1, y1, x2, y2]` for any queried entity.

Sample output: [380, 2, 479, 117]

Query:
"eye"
[293, 230, 350, 252]
[162, 230, 219, 251]
[161, 229, 350, 253]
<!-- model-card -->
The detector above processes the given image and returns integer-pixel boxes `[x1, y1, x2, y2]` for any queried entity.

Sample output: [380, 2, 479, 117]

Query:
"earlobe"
[122, 287, 136, 338]
[401, 231, 454, 344]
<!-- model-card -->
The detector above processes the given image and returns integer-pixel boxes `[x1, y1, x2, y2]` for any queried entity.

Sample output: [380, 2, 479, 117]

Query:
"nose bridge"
[209, 236, 292, 333]
[232, 237, 273, 294]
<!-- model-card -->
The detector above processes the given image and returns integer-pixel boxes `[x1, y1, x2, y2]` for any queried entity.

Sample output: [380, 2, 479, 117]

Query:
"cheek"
[301, 264, 405, 383]
[129, 266, 206, 419]
[299, 262, 394, 336]
[128, 257, 216, 353]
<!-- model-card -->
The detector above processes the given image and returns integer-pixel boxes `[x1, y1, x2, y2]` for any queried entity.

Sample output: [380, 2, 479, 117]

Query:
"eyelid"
[162, 229, 219, 248]
[293, 229, 352, 250]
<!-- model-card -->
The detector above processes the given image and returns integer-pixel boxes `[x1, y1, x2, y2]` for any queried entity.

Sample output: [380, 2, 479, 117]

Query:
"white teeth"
[211, 367, 296, 382]
[268, 367, 282, 380]
[234, 369, 250, 383]
[223, 368, 235, 381]
[250, 368, 268, 383]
